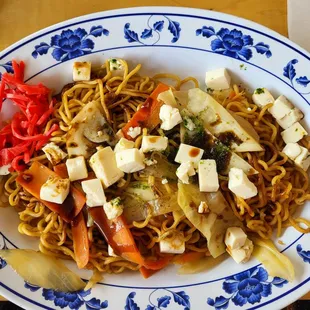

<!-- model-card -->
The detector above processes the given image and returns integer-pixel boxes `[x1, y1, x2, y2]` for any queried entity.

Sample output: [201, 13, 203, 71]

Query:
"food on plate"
[1, 58, 310, 288]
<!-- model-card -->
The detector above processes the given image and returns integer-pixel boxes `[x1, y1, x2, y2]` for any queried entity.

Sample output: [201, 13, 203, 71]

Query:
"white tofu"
[198, 159, 219, 192]
[205, 68, 231, 90]
[114, 138, 135, 153]
[73, 61, 91, 81]
[0, 164, 11, 175]
[103, 197, 123, 220]
[159, 104, 183, 130]
[277, 108, 304, 129]
[282, 143, 302, 160]
[89, 147, 124, 188]
[198, 201, 209, 214]
[161, 178, 168, 185]
[108, 58, 124, 77]
[159, 233, 185, 254]
[225, 227, 247, 251]
[269, 95, 293, 120]
[228, 167, 257, 199]
[87, 213, 94, 227]
[141, 136, 168, 153]
[66, 156, 88, 181]
[127, 127, 141, 139]
[294, 146, 310, 171]
[227, 238, 253, 264]
[157, 89, 178, 108]
[176, 162, 196, 184]
[81, 179, 106, 207]
[175, 143, 204, 164]
[40, 175, 70, 204]
[252, 88, 274, 108]
[108, 245, 118, 257]
[281, 122, 307, 144]
[144, 158, 157, 166]
[42, 142, 67, 165]
[115, 149, 145, 173]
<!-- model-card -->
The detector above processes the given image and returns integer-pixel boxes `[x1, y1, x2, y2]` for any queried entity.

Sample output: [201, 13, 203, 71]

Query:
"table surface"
[0, 0, 309, 304]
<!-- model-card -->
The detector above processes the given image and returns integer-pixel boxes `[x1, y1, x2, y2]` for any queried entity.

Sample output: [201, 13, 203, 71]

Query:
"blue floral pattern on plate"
[32, 26, 109, 62]
[125, 289, 190, 310]
[25, 283, 108, 310]
[196, 26, 272, 60]
[283, 59, 310, 95]
[207, 267, 288, 309]
[0, 60, 14, 80]
[124, 15, 181, 45]
[297, 244, 310, 263]
[0, 234, 8, 269]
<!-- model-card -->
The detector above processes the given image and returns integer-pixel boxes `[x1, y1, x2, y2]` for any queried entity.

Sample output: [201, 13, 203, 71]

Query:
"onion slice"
[0, 249, 85, 292]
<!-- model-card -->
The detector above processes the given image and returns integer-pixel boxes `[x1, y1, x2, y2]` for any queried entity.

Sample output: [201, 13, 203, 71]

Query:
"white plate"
[1, 6, 310, 310]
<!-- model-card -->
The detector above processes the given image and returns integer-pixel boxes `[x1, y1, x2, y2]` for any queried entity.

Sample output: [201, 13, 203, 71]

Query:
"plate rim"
[0, 6, 310, 310]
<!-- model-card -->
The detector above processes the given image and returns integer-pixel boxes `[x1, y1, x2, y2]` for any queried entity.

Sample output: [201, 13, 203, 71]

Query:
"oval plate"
[0, 7, 310, 310]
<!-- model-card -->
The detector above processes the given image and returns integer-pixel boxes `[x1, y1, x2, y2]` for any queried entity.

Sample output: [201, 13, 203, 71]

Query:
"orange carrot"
[173, 251, 205, 265]
[89, 207, 171, 273]
[72, 211, 89, 269]
[16, 161, 85, 222]
[122, 83, 170, 140]
[53, 163, 68, 178]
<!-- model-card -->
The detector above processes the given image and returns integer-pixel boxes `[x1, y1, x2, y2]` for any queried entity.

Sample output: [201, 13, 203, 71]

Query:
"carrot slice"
[53, 163, 69, 178]
[16, 161, 85, 222]
[173, 251, 205, 265]
[121, 83, 170, 140]
[72, 211, 89, 269]
[89, 207, 171, 273]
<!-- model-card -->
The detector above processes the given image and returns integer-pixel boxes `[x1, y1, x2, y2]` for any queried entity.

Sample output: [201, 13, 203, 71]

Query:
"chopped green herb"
[77, 70, 81, 75]
[255, 88, 265, 94]
[111, 58, 117, 63]
[111, 197, 122, 207]
[206, 87, 214, 93]
[131, 183, 150, 190]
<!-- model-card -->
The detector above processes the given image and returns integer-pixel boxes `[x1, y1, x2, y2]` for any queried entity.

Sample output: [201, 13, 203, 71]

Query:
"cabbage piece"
[123, 181, 180, 223]
[177, 253, 227, 275]
[252, 237, 295, 282]
[178, 184, 243, 258]
[0, 249, 85, 292]
[187, 88, 263, 152]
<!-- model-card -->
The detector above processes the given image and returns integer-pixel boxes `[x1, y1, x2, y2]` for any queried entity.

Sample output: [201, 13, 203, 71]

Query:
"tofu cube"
[42, 142, 67, 165]
[159, 233, 185, 254]
[277, 108, 304, 129]
[157, 89, 178, 108]
[227, 238, 254, 264]
[294, 146, 310, 171]
[198, 159, 219, 192]
[108, 58, 124, 77]
[89, 147, 124, 188]
[225, 227, 247, 251]
[252, 88, 274, 108]
[81, 179, 106, 207]
[66, 156, 88, 181]
[176, 162, 196, 184]
[282, 143, 302, 160]
[40, 175, 70, 204]
[0, 164, 11, 175]
[281, 122, 307, 144]
[159, 104, 183, 130]
[103, 197, 123, 220]
[115, 149, 145, 173]
[87, 213, 94, 227]
[228, 167, 258, 199]
[114, 138, 135, 153]
[198, 201, 209, 214]
[205, 68, 231, 90]
[73, 61, 91, 81]
[127, 127, 141, 139]
[108, 245, 118, 257]
[141, 136, 168, 153]
[269, 95, 293, 120]
[175, 143, 204, 164]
